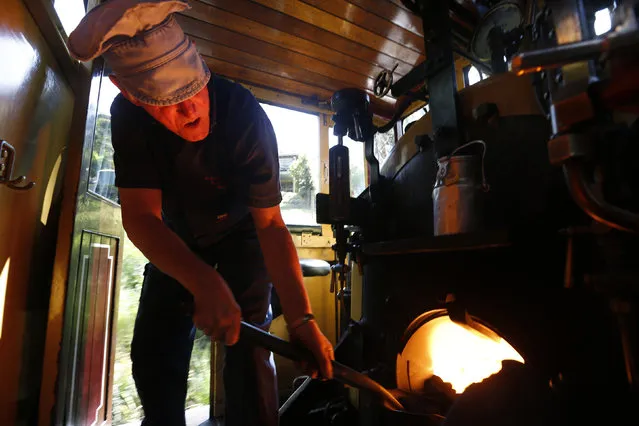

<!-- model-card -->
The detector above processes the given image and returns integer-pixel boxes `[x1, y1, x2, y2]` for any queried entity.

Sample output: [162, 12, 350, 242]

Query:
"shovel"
[239, 321, 404, 411]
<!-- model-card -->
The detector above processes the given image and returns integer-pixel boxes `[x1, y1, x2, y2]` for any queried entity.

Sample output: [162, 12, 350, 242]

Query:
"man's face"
[111, 83, 211, 142]
[140, 85, 211, 142]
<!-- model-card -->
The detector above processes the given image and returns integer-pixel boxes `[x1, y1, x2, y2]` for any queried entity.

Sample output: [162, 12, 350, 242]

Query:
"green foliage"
[120, 236, 147, 290]
[374, 129, 395, 166]
[112, 236, 212, 425]
[90, 114, 115, 184]
[112, 284, 143, 424]
[187, 332, 211, 408]
[288, 155, 314, 194]
[349, 163, 365, 197]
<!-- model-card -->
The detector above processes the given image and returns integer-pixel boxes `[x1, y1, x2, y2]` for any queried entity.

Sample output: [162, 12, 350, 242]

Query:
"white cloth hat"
[68, 0, 210, 106]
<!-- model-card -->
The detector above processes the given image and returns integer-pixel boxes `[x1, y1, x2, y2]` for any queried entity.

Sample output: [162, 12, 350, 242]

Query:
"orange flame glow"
[427, 317, 524, 393]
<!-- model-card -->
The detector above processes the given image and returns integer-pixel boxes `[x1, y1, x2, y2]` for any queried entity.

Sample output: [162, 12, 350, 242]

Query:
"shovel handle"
[182, 302, 404, 411]
[240, 321, 315, 363]
[240, 322, 405, 412]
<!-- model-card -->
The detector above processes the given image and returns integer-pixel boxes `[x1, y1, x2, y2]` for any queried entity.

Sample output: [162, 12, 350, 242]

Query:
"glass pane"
[53, 0, 85, 36]
[467, 66, 482, 86]
[402, 107, 427, 133]
[374, 129, 395, 167]
[260, 103, 320, 226]
[328, 132, 367, 197]
[594, 8, 612, 35]
[60, 231, 118, 424]
[111, 235, 213, 425]
[88, 76, 121, 204]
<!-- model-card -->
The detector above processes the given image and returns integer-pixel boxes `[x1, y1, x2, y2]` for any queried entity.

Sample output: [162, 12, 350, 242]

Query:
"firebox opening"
[397, 310, 524, 394]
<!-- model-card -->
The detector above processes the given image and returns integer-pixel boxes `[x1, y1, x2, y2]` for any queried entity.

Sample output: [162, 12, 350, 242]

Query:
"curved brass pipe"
[564, 159, 639, 233]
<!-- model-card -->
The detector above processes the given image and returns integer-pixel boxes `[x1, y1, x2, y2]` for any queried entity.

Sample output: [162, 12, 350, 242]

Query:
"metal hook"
[0, 140, 36, 191]
[7, 175, 35, 191]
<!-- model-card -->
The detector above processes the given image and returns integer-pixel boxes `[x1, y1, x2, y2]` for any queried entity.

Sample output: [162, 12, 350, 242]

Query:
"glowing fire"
[427, 317, 524, 393]
[396, 313, 525, 395]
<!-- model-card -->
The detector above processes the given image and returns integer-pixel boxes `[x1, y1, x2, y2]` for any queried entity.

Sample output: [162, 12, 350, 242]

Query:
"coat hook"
[0, 140, 36, 191]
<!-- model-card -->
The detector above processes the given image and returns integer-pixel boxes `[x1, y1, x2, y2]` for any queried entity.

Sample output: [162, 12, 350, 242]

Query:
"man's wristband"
[287, 313, 315, 332]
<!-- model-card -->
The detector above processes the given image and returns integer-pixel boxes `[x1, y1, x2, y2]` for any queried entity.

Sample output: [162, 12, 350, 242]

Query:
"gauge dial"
[470, 2, 523, 61]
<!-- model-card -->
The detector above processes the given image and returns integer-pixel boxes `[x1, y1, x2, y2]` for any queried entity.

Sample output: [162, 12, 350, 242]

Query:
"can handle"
[445, 140, 490, 192]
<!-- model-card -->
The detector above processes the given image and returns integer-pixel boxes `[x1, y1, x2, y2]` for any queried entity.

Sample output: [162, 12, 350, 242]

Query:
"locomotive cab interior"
[1, 0, 638, 425]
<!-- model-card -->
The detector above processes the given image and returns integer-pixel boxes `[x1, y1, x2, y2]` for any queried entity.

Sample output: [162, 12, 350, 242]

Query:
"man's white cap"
[67, 0, 210, 106]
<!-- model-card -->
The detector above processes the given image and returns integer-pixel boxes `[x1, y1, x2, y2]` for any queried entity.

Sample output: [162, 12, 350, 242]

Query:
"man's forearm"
[124, 214, 214, 295]
[256, 225, 312, 323]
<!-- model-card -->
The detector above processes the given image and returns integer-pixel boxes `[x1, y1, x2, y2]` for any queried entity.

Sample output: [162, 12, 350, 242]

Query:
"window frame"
[22, 0, 97, 96]
[462, 64, 492, 88]
[258, 100, 323, 233]
[245, 84, 336, 247]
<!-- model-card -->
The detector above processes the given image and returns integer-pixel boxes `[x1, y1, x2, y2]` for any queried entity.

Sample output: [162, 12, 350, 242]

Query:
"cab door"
[7, 2, 127, 426]
[46, 63, 125, 425]
[0, 0, 78, 423]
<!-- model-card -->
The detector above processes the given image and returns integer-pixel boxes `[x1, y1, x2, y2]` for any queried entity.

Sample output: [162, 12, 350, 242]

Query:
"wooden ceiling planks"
[252, 0, 424, 64]
[182, 1, 388, 78]
[344, 0, 424, 37]
[301, 0, 424, 53]
[178, 0, 430, 119]
[202, 56, 395, 118]
[191, 34, 396, 107]
[189, 0, 416, 76]
[177, 15, 377, 90]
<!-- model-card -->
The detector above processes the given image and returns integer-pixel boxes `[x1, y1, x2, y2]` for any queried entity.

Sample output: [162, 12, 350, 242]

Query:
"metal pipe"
[563, 159, 639, 233]
[511, 29, 639, 75]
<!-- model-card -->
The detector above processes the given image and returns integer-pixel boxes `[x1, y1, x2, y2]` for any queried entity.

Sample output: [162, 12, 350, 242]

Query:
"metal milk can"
[433, 141, 489, 236]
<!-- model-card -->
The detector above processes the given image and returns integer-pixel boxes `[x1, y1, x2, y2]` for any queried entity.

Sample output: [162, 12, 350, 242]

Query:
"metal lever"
[0, 140, 35, 191]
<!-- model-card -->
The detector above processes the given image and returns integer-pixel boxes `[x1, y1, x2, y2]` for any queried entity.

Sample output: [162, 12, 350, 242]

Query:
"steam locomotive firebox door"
[396, 309, 524, 394]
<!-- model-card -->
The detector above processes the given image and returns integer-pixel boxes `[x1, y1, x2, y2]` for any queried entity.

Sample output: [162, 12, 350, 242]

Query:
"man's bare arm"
[250, 205, 334, 378]
[119, 188, 212, 292]
[119, 187, 241, 344]
[249, 205, 311, 323]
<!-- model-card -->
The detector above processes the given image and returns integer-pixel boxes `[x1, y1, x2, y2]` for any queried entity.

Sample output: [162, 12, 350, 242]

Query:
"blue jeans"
[131, 233, 278, 426]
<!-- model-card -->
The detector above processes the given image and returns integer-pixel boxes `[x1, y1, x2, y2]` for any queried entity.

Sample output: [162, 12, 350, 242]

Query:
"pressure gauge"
[470, 2, 524, 62]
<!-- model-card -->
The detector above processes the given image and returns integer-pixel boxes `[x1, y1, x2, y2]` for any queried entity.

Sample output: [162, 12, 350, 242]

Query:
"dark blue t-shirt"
[110, 76, 282, 249]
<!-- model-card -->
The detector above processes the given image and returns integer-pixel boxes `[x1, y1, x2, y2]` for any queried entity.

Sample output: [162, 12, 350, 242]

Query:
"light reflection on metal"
[0, 257, 10, 340]
[397, 311, 524, 394]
